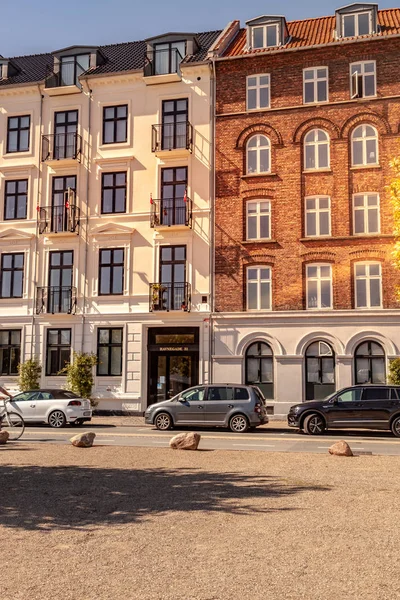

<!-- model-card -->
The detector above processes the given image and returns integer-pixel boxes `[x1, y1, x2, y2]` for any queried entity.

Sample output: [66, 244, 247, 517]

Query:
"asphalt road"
[16, 424, 400, 455]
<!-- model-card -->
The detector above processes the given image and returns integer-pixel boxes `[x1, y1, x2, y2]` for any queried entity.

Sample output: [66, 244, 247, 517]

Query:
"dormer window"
[335, 4, 378, 39]
[343, 11, 371, 36]
[246, 16, 288, 50]
[60, 54, 90, 86]
[252, 23, 279, 48]
[153, 41, 186, 75]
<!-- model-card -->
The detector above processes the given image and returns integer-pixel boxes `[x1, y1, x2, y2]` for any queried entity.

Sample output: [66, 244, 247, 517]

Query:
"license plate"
[83, 411, 91, 417]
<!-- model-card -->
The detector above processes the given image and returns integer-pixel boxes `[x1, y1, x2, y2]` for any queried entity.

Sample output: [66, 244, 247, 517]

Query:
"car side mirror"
[332, 397, 338, 405]
[178, 397, 186, 403]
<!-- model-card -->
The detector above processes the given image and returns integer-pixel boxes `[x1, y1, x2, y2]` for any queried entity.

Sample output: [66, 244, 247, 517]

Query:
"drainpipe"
[209, 58, 217, 384]
[30, 85, 43, 358]
[81, 78, 92, 352]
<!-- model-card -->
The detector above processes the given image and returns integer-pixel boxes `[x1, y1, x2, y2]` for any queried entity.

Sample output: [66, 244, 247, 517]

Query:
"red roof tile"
[223, 9, 400, 57]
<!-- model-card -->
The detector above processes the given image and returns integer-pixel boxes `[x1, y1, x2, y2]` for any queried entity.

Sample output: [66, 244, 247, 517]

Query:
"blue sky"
[0, 0, 396, 57]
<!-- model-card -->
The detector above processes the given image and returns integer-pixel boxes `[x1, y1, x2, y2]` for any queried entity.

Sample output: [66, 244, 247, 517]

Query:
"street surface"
[18, 423, 400, 455]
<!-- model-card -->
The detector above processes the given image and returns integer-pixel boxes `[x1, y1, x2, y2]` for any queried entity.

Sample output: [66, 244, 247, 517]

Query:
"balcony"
[150, 197, 192, 229]
[143, 48, 183, 85]
[151, 122, 193, 157]
[38, 204, 80, 235]
[41, 133, 82, 163]
[149, 283, 191, 312]
[36, 286, 77, 315]
[44, 61, 84, 95]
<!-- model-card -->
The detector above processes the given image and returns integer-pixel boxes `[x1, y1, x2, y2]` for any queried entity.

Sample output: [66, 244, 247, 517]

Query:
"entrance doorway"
[147, 327, 199, 406]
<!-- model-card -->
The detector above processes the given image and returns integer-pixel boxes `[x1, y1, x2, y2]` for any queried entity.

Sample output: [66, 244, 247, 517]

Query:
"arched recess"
[305, 340, 336, 401]
[293, 117, 340, 144]
[340, 111, 391, 139]
[345, 331, 397, 357]
[236, 123, 283, 149]
[295, 331, 345, 356]
[236, 332, 284, 357]
[245, 341, 274, 399]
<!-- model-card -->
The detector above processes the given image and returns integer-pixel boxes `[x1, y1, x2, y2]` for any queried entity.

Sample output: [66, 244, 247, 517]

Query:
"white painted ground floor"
[212, 310, 400, 418]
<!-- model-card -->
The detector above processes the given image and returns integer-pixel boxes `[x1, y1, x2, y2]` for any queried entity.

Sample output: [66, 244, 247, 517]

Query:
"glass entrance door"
[54, 110, 78, 159]
[149, 352, 198, 405]
[159, 245, 186, 309]
[51, 175, 76, 233]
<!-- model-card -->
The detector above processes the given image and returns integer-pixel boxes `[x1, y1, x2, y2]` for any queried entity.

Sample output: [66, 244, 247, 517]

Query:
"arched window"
[304, 129, 329, 170]
[246, 135, 270, 174]
[354, 340, 385, 384]
[305, 341, 335, 400]
[351, 124, 378, 166]
[245, 341, 273, 399]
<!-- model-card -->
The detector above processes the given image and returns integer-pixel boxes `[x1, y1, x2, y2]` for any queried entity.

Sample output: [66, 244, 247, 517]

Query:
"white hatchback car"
[6, 389, 92, 428]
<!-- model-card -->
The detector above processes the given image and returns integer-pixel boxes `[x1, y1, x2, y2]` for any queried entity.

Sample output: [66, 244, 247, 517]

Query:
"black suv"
[287, 385, 400, 437]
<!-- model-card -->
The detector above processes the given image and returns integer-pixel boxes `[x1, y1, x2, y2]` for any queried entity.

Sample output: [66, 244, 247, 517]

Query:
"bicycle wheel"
[2, 411, 25, 441]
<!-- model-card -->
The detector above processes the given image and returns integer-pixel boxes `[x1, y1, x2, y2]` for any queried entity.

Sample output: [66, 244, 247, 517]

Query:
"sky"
[0, 0, 397, 57]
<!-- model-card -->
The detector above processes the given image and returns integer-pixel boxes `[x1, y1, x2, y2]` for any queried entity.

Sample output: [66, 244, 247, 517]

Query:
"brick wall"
[215, 37, 400, 312]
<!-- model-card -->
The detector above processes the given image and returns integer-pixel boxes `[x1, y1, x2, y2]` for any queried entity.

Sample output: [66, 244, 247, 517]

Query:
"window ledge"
[303, 169, 332, 174]
[350, 165, 381, 171]
[300, 234, 394, 241]
[246, 107, 271, 113]
[242, 239, 277, 244]
[241, 172, 277, 179]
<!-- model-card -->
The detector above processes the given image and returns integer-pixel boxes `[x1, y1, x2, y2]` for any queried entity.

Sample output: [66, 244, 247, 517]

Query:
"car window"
[363, 387, 389, 401]
[37, 392, 54, 400]
[336, 389, 362, 403]
[180, 387, 205, 401]
[64, 392, 79, 399]
[252, 387, 266, 405]
[391, 389, 399, 401]
[234, 387, 249, 400]
[12, 392, 39, 402]
[207, 387, 233, 401]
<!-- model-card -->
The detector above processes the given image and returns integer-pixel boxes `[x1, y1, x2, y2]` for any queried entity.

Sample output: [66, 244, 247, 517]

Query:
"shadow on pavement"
[0, 463, 330, 531]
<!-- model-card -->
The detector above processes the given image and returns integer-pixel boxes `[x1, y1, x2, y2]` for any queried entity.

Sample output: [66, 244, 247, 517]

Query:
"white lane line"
[233, 443, 275, 447]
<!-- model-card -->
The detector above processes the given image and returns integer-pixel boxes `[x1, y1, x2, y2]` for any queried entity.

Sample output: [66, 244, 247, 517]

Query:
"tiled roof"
[223, 8, 400, 57]
[0, 30, 222, 87]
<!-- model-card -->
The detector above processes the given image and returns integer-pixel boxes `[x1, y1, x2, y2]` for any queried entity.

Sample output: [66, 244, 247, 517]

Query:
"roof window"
[335, 3, 378, 38]
[246, 16, 288, 49]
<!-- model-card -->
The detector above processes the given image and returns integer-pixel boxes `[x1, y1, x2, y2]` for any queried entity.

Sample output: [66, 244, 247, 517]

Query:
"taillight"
[68, 400, 82, 406]
[254, 402, 261, 414]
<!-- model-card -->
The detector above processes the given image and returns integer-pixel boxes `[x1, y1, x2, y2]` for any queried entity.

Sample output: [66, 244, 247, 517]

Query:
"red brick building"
[212, 3, 400, 415]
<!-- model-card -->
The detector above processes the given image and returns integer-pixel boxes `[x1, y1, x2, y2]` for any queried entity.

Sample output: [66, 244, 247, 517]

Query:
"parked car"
[0, 388, 92, 428]
[145, 384, 268, 433]
[287, 385, 400, 437]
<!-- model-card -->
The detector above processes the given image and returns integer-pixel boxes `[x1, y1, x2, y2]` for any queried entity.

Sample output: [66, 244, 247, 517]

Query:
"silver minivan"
[144, 384, 268, 433]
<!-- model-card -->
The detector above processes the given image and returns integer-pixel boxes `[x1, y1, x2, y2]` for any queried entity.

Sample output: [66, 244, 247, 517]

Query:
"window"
[305, 341, 335, 401]
[4, 180, 27, 220]
[247, 74, 270, 110]
[363, 387, 390, 401]
[48, 250, 73, 313]
[353, 193, 379, 235]
[160, 167, 188, 226]
[181, 386, 205, 401]
[99, 249, 124, 295]
[350, 61, 376, 98]
[60, 54, 90, 86]
[246, 135, 270, 174]
[103, 105, 128, 144]
[246, 200, 271, 240]
[54, 110, 78, 160]
[0, 330, 21, 375]
[161, 99, 188, 150]
[354, 262, 381, 308]
[234, 387, 250, 400]
[336, 388, 362, 403]
[50, 176, 77, 234]
[207, 387, 233, 401]
[0, 253, 24, 298]
[342, 12, 372, 37]
[101, 172, 127, 214]
[351, 124, 378, 166]
[354, 341, 385, 384]
[245, 342, 273, 399]
[159, 245, 187, 311]
[46, 329, 71, 376]
[306, 264, 332, 309]
[304, 129, 329, 170]
[251, 24, 279, 48]
[305, 197, 330, 237]
[153, 41, 186, 75]
[247, 266, 271, 310]
[303, 67, 328, 104]
[7, 115, 30, 153]
[97, 328, 123, 376]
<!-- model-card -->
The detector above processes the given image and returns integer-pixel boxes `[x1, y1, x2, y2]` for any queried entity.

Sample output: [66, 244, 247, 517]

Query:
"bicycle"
[0, 397, 25, 441]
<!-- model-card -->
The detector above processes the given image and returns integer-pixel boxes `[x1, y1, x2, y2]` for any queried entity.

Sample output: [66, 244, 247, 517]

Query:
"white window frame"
[251, 24, 280, 49]
[306, 263, 332, 310]
[246, 74, 270, 111]
[353, 193, 380, 235]
[303, 67, 329, 104]
[246, 135, 271, 174]
[342, 11, 372, 38]
[246, 266, 272, 311]
[351, 124, 379, 167]
[246, 200, 271, 240]
[350, 61, 376, 99]
[354, 262, 382, 309]
[304, 129, 330, 171]
[305, 196, 331, 237]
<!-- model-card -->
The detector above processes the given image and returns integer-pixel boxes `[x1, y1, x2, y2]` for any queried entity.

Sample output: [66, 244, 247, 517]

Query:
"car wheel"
[48, 410, 67, 429]
[154, 412, 173, 431]
[303, 413, 325, 435]
[229, 414, 249, 433]
[391, 416, 400, 437]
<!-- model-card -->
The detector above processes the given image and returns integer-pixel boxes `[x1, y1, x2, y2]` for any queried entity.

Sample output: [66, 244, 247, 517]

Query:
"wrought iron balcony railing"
[144, 48, 183, 77]
[38, 204, 80, 235]
[150, 197, 192, 228]
[41, 132, 82, 162]
[149, 283, 191, 312]
[36, 286, 77, 315]
[151, 122, 193, 152]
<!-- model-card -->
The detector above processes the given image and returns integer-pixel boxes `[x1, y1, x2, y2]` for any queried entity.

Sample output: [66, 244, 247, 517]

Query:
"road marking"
[233, 443, 275, 447]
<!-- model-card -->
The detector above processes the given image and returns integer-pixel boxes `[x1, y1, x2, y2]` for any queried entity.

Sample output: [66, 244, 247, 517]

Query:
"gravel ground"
[1, 443, 399, 600]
